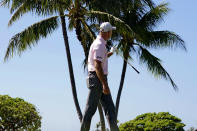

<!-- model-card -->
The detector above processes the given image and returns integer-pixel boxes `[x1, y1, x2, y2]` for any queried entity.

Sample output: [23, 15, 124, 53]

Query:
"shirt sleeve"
[93, 44, 105, 62]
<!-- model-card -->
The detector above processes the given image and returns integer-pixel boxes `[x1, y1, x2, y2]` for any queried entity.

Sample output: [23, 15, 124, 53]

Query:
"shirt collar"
[97, 35, 107, 45]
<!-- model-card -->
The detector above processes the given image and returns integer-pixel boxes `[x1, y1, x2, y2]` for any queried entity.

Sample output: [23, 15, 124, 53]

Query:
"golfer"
[80, 22, 119, 131]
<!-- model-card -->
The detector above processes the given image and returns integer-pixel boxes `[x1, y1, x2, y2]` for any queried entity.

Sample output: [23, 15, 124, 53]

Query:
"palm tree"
[115, 1, 186, 119]
[2, 0, 186, 129]
[0, 0, 107, 128]
[83, 0, 186, 120]
[1, 0, 85, 121]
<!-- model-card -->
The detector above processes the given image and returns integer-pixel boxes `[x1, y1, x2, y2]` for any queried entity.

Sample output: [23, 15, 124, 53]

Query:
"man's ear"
[107, 31, 110, 37]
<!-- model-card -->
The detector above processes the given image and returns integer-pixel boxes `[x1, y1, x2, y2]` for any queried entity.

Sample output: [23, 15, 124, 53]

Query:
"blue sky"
[0, 0, 197, 130]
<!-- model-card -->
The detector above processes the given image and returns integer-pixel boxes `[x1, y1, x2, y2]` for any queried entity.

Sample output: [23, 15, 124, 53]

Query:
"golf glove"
[110, 46, 117, 53]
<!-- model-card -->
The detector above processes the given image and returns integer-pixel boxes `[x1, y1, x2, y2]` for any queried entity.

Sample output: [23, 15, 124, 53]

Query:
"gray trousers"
[80, 72, 119, 131]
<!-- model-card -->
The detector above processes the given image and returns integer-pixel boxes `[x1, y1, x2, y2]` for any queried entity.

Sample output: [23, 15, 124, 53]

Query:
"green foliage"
[0, 95, 41, 130]
[187, 127, 197, 131]
[137, 3, 169, 31]
[119, 112, 185, 131]
[88, 10, 136, 38]
[138, 31, 186, 50]
[138, 46, 178, 90]
[88, 1, 186, 90]
[4, 16, 59, 61]
[2, 0, 186, 91]
[1, 0, 71, 17]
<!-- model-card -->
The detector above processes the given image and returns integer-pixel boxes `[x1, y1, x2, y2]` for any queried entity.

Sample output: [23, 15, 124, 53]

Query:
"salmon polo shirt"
[88, 35, 108, 75]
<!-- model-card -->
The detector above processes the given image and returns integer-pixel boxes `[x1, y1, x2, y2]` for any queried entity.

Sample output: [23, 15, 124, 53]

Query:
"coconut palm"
[87, 1, 186, 120]
[1, 0, 85, 121]
[1, 0, 186, 129]
[115, 1, 186, 119]
[0, 0, 108, 128]
[1, 0, 125, 129]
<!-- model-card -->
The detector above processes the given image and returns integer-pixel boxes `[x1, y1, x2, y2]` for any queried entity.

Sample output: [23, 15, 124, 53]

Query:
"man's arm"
[94, 60, 110, 94]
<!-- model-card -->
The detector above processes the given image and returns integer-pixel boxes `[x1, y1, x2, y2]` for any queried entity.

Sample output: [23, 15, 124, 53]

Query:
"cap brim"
[112, 27, 116, 30]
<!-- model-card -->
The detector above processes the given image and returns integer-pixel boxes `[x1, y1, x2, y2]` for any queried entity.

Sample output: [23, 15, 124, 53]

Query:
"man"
[80, 22, 119, 131]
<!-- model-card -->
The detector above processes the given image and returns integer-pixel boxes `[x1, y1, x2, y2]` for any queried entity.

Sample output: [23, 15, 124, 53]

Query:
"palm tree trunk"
[98, 102, 106, 131]
[59, 11, 83, 122]
[115, 56, 128, 120]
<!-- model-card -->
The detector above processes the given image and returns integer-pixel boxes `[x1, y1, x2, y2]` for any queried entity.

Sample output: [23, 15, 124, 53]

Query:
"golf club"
[111, 45, 140, 74]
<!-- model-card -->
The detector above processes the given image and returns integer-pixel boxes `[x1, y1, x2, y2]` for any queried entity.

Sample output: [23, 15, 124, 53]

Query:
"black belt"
[88, 71, 107, 77]
[88, 71, 96, 75]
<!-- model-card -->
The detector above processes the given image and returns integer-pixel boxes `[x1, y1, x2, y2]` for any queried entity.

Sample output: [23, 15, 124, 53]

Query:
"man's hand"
[103, 83, 110, 95]
[107, 52, 113, 57]
[110, 45, 117, 53]
[108, 45, 117, 58]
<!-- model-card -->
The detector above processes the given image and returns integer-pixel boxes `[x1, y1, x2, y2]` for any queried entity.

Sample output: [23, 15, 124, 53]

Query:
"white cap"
[100, 22, 116, 32]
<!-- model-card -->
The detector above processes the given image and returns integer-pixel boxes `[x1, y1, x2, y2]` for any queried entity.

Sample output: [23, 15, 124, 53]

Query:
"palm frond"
[68, 17, 75, 31]
[138, 31, 186, 50]
[10, 0, 24, 13]
[137, 3, 169, 31]
[0, 0, 11, 7]
[79, 22, 96, 70]
[8, 0, 71, 26]
[4, 16, 59, 61]
[36, 0, 72, 15]
[88, 10, 136, 38]
[142, 0, 155, 8]
[75, 19, 82, 42]
[80, 18, 96, 40]
[119, 0, 155, 23]
[82, 57, 87, 71]
[84, 0, 121, 16]
[138, 46, 178, 90]
[118, 39, 130, 57]
[8, 2, 29, 26]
